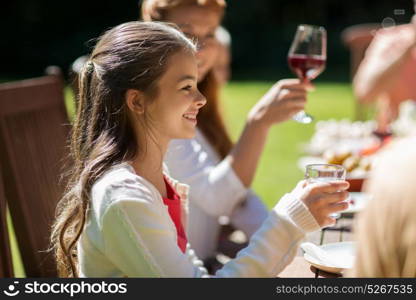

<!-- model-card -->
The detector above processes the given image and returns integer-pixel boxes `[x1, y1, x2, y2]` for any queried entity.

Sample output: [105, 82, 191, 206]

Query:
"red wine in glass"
[288, 54, 326, 81]
[288, 25, 327, 124]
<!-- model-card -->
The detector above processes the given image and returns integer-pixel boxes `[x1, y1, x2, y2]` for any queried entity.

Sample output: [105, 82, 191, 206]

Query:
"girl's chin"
[182, 130, 196, 139]
[173, 128, 196, 140]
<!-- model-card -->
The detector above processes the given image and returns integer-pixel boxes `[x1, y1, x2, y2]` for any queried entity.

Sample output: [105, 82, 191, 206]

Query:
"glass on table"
[305, 164, 347, 220]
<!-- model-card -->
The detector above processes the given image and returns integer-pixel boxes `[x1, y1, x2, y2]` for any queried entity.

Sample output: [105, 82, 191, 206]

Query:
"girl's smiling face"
[145, 49, 206, 141]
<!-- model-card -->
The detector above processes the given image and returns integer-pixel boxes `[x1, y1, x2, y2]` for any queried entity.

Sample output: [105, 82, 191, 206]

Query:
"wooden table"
[280, 216, 354, 278]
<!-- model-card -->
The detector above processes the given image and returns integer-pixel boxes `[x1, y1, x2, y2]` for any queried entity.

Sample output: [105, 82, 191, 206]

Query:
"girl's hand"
[292, 180, 350, 228]
[247, 79, 314, 129]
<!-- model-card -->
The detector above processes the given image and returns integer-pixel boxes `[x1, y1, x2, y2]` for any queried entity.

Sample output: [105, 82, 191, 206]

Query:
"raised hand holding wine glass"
[288, 24, 327, 124]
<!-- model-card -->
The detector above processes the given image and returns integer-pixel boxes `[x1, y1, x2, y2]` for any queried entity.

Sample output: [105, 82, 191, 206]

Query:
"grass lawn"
[222, 81, 356, 208]
[8, 80, 357, 276]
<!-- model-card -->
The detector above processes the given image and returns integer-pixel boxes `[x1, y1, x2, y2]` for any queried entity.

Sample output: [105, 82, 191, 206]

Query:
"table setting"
[281, 19, 416, 278]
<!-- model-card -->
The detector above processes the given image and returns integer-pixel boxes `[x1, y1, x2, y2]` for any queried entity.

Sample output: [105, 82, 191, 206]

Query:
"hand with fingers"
[247, 78, 314, 128]
[292, 180, 350, 228]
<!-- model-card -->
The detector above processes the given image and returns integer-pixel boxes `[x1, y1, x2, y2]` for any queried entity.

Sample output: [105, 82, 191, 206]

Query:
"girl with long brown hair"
[51, 20, 349, 277]
[141, 0, 313, 267]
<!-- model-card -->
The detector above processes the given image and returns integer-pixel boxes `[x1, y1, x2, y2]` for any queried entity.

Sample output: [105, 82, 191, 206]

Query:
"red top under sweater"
[162, 176, 188, 253]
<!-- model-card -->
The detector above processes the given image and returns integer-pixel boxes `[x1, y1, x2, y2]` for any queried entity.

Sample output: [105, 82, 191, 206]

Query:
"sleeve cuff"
[274, 193, 321, 233]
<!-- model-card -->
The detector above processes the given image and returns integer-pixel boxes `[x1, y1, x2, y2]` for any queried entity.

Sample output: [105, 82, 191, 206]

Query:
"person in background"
[141, 0, 314, 272]
[51, 21, 349, 277]
[213, 26, 231, 86]
[353, 1, 416, 134]
[350, 137, 416, 277]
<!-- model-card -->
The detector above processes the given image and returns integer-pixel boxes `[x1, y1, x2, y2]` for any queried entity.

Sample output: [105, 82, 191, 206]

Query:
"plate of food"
[301, 242, 356, 274]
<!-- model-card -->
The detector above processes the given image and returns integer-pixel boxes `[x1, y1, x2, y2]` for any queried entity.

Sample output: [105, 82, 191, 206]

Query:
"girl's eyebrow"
[177, 75, 196, 83]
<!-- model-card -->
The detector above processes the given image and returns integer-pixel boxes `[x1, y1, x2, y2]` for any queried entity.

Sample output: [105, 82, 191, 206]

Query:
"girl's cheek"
[182, 92, 195, 104]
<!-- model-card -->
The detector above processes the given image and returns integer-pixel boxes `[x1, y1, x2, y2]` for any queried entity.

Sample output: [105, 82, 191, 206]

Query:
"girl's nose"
[195, 91, 207, 108]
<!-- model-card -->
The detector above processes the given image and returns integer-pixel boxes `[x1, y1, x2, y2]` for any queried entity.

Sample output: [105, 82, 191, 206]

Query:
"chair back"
[0, 165, 14, 277]
[0, 67, 70, 277]
[341, 23, 381, 120]
[341, 23, 380, 77]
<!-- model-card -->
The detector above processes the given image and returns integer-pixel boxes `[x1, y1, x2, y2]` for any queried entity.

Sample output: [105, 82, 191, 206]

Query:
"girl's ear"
[125, 89, 145, 114]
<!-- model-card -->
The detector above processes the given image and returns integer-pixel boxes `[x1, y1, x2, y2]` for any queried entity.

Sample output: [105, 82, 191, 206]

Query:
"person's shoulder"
[380, 136, 416, 157]
[90, 162, 158, 216]
[364, 24, 414, 58]
[375, 23, 413, 41]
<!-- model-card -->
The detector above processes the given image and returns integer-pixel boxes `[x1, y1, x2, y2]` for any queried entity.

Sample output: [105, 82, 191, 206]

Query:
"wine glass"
[305, 164, 346, 220]
[288, 24, 327, 124]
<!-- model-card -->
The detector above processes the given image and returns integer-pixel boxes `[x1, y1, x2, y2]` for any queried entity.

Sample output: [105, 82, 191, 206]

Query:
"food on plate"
[359, 156, 372, 172]
[322, 149, 374, 174]
[343, 155, 360, 172]
[323, 149, 352, 165]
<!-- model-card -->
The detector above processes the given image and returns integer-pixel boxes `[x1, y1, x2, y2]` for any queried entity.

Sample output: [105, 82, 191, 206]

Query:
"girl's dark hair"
[51, 21, 196, 277]
[141, 0, 233, 158]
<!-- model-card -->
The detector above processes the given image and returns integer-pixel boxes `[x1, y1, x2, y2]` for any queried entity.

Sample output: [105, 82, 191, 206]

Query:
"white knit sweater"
[77, 162, 320, 277]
